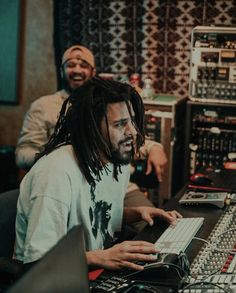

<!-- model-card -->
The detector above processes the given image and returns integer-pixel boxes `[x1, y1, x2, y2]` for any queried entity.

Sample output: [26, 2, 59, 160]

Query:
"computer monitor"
[8, 225, 90, 293]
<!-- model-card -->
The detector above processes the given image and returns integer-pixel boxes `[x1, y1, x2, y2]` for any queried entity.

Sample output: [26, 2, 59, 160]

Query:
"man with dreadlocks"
[14, 77, 181, 271]
[15, 45, 168, 232]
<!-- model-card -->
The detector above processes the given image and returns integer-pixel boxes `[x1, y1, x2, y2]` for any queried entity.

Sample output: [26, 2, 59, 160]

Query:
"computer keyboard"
[155, 217, 204, 254]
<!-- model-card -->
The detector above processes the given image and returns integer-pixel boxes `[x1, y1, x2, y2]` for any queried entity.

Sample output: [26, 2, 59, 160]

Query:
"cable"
[181, 281, 230, 293]
[124, 261, 189, 281]
[136, 284, 163, 293]
[193, 236, 236, 254]
[188, 268, 222, 289]
[212, 227, 236, 240]
[123, 283, 163, 293]
[200, 268, 221, 283]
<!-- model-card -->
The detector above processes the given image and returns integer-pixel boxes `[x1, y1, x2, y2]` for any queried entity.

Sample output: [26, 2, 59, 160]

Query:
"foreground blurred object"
[8, 226, 90, 293]
[0, 189, 23, 291]
[0, 146, 18, 193]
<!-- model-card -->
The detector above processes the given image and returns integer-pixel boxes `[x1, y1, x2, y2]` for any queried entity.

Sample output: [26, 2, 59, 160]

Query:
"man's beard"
[63, 78, 74, 94]
[62, 72, 88, 94]
[109, 144, 135, 165]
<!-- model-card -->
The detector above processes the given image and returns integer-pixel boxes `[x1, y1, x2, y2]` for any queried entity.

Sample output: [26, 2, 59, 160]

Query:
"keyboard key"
[155, 217, 204, 254]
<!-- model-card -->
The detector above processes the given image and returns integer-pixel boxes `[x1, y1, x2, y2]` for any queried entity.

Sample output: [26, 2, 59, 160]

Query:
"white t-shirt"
[15, 145, 130, 264]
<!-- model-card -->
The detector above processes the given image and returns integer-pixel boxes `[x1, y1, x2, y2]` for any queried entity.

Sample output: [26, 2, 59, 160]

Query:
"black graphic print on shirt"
[89, 187, 113, 249]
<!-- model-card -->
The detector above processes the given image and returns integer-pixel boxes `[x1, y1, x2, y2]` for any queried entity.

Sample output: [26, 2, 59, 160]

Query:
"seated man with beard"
[14, 77, 181, 271]
[15, 45, 168, 233]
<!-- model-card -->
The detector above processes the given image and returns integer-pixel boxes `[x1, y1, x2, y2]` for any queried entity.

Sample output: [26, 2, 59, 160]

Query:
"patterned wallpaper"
[53, 0, 236, 99]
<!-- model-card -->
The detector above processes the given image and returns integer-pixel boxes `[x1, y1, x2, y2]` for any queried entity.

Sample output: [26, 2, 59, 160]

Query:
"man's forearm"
[123, 207, 141, 225]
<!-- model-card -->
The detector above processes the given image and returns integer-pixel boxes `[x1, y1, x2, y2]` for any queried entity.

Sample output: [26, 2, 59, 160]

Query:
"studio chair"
[0, 189, 23, 291]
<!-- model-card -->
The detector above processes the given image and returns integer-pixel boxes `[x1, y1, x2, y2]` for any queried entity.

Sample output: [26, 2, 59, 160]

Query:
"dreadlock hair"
[36, 76, 145, 191]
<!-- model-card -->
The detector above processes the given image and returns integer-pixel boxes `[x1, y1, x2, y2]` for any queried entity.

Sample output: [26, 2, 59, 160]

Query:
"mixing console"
[180, 205, 236, 292]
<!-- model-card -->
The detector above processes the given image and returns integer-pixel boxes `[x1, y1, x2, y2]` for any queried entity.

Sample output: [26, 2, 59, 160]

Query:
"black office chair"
[0, 189, 23, 291]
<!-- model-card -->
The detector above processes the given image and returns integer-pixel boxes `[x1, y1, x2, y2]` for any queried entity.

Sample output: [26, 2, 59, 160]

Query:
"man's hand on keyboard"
[123, 206, 182, 227]
[87, 240, 158, 270]
[157, 209, 183, 226]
